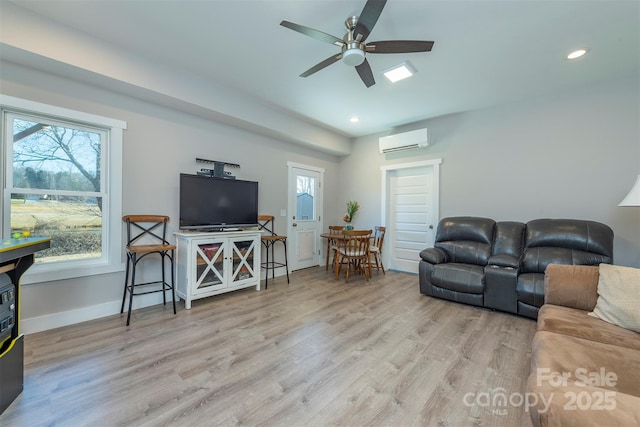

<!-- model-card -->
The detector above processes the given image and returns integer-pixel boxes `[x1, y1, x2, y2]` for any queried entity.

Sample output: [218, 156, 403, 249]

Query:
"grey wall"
[344, 75, 640, 268]
[2, 62, 638, 332]
[1, 61, 342, 329]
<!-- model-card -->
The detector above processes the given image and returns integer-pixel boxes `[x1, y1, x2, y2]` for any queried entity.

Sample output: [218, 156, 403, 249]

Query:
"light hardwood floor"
[1, 267, 536, 426]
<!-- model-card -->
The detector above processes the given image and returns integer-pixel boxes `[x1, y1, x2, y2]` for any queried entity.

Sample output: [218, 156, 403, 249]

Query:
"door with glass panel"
[287, 163, 324, 271]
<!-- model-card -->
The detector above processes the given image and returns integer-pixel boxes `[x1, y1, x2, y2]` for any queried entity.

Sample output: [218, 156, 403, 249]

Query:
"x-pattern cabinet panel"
[175, 231, 261, 309]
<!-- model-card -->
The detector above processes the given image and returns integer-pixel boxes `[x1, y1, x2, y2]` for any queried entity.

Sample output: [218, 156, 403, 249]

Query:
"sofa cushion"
[589, 264, 640, 333]
[544, 264, 599, 311]
[531, 331, 640, 397]
[526, 374, 640, 427]
[538, 304, 640, 351]
[430, 263, 485, 294]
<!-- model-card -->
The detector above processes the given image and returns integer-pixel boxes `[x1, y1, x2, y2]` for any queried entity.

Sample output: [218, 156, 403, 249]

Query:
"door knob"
[429, 225, 434, 229]
[293, 223, 298, 227]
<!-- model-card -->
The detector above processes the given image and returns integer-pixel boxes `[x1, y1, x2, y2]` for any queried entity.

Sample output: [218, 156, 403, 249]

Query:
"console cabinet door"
[193, 238, 227, 294]
[229, 236, 258, 286]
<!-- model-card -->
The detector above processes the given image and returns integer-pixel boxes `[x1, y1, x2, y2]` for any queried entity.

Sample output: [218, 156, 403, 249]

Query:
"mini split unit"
[379, 128, 429, 154]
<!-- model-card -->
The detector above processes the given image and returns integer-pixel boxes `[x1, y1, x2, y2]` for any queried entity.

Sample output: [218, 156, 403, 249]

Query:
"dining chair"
[121, 215, 177, 326]
[326, 225, 344, 271]
[369, 226, 386, 274]
[335, 229, 372, 283]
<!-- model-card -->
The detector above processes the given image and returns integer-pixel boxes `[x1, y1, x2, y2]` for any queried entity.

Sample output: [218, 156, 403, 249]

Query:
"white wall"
[1, 61, 343, 331]
[344, 75, 640, 268]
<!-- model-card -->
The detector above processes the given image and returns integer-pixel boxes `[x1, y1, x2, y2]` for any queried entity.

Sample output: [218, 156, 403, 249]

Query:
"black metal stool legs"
[121, 251, 176, 326]
[126, 254, 137, 326]
[121, 255, 131, 314]
[261, 239, 289, 289]
[170, 250, 176, 315]
[282, 240, 289, 283]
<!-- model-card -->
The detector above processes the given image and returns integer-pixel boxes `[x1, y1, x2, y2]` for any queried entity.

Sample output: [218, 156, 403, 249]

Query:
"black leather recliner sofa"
[418, 216, 614, 319]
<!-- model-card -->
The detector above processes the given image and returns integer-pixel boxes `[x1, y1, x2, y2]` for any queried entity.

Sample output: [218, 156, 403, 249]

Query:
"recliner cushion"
[522, 247, 611, 274]
[431, 263, 485, 294]
[525, 219, 614, 259]
[433, 217, 495, 265]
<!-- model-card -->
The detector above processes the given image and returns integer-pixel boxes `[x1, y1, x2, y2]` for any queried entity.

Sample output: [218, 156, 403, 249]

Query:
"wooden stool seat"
[126, 243, 176, 253]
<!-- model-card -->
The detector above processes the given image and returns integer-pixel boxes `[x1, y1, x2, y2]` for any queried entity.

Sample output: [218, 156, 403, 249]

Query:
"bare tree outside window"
[9, 116, 105, 263]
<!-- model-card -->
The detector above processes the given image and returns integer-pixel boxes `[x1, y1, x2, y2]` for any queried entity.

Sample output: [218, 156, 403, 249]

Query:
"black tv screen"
[179, 174, 259, 230]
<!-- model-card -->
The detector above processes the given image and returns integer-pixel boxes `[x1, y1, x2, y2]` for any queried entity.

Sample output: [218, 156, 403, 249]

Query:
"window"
[296, 175, 316, 221]
[1, 95, 126, 284]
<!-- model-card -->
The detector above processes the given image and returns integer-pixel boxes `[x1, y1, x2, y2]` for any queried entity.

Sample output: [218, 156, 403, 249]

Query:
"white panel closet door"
[383, 161, 440, 274]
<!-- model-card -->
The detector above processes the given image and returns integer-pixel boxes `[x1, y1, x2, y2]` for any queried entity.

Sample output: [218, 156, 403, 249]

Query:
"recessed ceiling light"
[384, 61, 417, 83]
[350, 116, 360, 123]
[567, 48, 588, 60]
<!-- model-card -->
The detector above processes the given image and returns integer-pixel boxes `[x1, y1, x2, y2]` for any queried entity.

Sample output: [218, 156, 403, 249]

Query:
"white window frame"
[1, 94, 126, 284]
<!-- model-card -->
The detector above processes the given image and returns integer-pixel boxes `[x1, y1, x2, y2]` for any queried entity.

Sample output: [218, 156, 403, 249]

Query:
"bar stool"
[258, 215, 289, 288]
[121, 215, 176, 326]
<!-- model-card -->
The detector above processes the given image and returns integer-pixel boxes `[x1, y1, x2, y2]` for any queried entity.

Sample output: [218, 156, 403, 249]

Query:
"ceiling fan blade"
[300, 53, 343, 77]
[355, 59, 375, 87]
[365, 40, 434, 53]
[354, 0, 387, 42]
[280, 20, 344, 47]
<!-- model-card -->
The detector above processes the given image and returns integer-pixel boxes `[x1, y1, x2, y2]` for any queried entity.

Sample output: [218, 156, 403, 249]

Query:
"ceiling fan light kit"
[342, 48, 366, 66]
[280, 0, 433, 88]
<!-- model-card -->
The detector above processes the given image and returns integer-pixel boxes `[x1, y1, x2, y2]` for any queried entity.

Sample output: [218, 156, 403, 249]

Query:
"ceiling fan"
[280, 0, 434, 88]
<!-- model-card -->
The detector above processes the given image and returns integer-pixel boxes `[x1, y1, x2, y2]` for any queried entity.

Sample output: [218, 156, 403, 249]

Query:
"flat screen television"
[179, 173, 259, 230]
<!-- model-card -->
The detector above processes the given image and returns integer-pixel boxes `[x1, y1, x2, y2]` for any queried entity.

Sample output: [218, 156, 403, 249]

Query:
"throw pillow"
[588, 263, 640, 333]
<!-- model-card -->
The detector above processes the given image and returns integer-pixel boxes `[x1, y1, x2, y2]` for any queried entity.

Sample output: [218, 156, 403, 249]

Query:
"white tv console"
[174, 230, 261, 309]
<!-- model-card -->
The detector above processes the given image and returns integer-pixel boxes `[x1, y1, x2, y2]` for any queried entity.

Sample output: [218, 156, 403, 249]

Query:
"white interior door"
[287, 163, 324, 271]
[381, 160, 441, 274]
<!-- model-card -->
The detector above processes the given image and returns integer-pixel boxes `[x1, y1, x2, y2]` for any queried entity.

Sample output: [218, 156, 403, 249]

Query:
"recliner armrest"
[420, 248, 448, 264]
[488, 254, 519, 269]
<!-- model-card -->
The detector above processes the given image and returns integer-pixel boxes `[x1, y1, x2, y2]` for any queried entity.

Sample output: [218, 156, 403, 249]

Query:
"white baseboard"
[23, 269, 292, 334]
[22, 293, 173, 334]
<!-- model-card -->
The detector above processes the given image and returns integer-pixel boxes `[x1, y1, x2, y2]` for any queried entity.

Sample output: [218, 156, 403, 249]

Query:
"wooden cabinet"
[175, 231, 261, 309]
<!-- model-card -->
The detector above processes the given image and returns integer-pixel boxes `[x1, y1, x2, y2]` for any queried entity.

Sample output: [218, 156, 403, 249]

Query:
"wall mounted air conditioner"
[379, 128, 429, 154]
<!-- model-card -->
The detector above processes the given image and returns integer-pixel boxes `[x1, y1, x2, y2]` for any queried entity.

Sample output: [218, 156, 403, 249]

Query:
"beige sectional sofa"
[525, 264, 640, 426]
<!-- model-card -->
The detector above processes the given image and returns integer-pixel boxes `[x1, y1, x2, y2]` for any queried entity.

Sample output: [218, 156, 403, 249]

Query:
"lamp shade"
[618, 174, 640, 206]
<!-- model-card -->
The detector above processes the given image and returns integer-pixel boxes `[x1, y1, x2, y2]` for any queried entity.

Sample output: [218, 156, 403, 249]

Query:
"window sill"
[21, 260, 126, 285]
